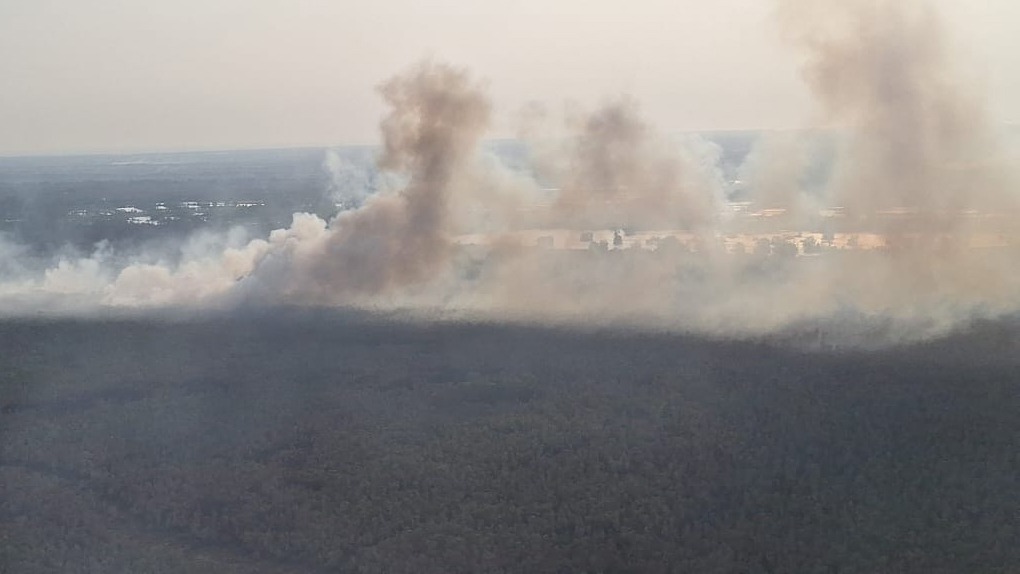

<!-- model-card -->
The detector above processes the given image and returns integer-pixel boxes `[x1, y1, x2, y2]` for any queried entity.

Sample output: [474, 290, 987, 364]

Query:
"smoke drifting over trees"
[259, 61, 492, 304]
[1, 0, 1018, 340]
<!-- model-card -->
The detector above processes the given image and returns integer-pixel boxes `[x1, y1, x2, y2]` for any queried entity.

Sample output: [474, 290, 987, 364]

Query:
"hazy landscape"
[4, 0, 1020, 572]
[2, 135, 1019, 572]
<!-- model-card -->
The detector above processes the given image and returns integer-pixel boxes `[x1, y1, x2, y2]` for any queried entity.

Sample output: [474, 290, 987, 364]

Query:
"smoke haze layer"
[1, 1, 1018, 342]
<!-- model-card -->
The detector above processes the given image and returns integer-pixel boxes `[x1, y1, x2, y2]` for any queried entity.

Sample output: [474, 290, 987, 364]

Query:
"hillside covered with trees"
[1, 313, 1017, 573]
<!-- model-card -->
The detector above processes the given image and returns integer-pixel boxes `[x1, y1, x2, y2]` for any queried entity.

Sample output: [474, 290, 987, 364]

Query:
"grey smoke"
[521, 98, 722, 231]
[257, 60, 492, 303]
[1, 2, 1019, 344]
[779, 0, 1010, 216]
[773, 0, 1020, 316]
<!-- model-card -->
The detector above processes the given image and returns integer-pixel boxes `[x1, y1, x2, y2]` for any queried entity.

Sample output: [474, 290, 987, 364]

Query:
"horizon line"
[5, 124, 1020, 160]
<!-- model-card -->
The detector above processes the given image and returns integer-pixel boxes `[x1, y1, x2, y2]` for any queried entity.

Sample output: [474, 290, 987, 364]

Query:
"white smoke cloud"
[323, 147, 380, 210]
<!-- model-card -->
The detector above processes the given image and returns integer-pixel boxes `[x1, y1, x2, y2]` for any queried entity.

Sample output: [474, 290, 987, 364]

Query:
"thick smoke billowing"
[1, 2, 1018, 342]
[256, 61, 492, 304]
[772, 0, 1020, 319]
[778, 0, 1003, 216]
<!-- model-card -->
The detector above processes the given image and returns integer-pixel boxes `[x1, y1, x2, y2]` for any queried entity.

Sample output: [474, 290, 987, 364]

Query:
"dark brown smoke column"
[296, 61, 491, 301]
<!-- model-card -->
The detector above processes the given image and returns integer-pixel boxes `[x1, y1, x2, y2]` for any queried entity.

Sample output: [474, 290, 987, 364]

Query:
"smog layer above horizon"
[2, 0, 1020, 155]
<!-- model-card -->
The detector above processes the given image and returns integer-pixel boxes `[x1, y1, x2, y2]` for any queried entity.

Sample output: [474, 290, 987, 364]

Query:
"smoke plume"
[254, 61, 491, 304]
[773, 0, 1020, 316]
[1, 2, 1018, 343]
[539, 97, 721, 230]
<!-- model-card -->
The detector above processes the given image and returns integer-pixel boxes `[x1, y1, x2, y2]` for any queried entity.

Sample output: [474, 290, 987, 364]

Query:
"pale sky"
[1, 0, 1018, 155]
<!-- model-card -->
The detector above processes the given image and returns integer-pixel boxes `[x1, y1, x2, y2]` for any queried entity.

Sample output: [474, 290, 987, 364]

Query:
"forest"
[1, 311, 1018, 573]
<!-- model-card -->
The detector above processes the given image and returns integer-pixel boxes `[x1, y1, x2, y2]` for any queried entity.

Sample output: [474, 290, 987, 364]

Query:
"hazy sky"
[1, 0, 1018, 155]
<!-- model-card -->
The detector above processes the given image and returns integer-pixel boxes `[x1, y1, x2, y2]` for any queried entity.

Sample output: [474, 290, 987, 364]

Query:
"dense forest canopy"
[2, 313, 1017, 573]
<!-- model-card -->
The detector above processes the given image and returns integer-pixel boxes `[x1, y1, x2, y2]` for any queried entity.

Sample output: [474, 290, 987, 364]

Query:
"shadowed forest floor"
[1, 312, 1018, 573]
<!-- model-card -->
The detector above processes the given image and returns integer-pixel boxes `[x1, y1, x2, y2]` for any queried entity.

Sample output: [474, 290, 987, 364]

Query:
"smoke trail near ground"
[0, 2, 1018, 343]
